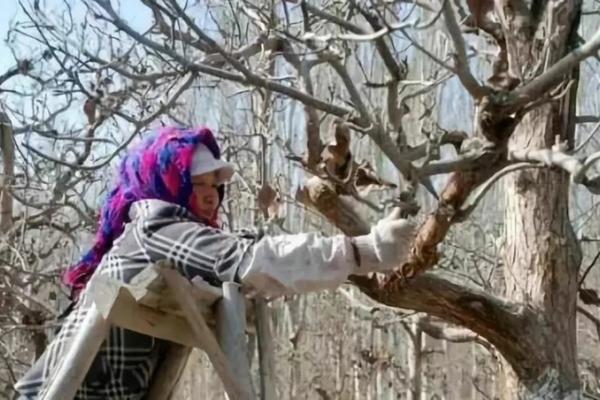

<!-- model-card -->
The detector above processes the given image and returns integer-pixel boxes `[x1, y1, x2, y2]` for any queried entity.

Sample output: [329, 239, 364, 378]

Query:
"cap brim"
[215, 160, 235, 183]
[191, 158, 234, 183]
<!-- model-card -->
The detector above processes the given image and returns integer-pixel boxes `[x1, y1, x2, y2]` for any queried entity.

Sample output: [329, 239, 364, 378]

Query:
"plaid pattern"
[15, 200, 255, 399]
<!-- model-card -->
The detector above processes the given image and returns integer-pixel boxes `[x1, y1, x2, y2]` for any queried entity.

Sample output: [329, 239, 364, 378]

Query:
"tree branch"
[297, 171, 533, 371]
[350, 272, 536, 373]
[0, 65, 20, 87]
[92, 0, 354, 119]
[508, 147, 600, 194]
[441, 0, 490, 98]
[24, 72, 195, 171]
[416, 147, 497, 176]
[303, 170, 531, 361]
[164, 0, 254, 75]
[303, 20, 415, 43]
[348, 0, 405, 80]
[417, 317, 492, 350]
[578, 306, 600, 340]
[508, 27, 600, 109]
[458, 162, 544, 217]
[302, 3, 363, 35]
[0, 112, 14, 231]
[575, 115, 600, 124]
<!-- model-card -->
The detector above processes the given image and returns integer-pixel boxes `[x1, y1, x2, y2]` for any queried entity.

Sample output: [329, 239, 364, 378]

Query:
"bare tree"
[3, 0, 600, 398]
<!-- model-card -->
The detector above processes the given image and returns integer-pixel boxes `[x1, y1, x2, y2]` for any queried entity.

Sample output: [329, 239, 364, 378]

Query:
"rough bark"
[0, 111, 14, 232]
[502, 108, 581, 398]
[501, 2, 583, 396]
[407, 320, 423, 400]
[296, 176, 370, 236]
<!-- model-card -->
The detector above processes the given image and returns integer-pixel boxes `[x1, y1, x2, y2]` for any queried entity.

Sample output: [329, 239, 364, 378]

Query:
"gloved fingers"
[382, 207, 403, 221]
[391, 219, 416, 235]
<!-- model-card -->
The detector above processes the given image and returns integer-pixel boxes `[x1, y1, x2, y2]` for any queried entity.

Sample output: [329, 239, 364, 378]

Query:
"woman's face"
[191, 171, 220, 220]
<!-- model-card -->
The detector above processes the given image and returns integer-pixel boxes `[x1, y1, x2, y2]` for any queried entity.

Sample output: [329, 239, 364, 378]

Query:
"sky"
[0, 0, 157, 209]
[0, 1, 19, 72]
[0, 0, 152, 74]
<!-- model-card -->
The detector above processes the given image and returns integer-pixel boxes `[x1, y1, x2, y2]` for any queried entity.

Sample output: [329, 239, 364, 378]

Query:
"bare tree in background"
[2, 0, 600, 399]
[0, 3, 206, 393]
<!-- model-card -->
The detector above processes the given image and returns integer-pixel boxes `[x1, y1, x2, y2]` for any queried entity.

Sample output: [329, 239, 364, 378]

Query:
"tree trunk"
[0, 111, 14, 232]
[502, 2, 583, 398]
[407, 320, 423, 400]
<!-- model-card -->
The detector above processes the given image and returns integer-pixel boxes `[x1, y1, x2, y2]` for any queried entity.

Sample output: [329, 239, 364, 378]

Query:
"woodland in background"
[1, 0, 600, 399]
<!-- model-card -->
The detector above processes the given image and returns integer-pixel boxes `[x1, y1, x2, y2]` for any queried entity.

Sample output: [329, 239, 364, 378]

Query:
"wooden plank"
[191, 275, 225, 302]
[161, 269, 249, 400]
[130, 263, 166, 292]
[128, 266, 180, 312]
[146, 344, 192, 400]
[40, 301, 111, 400]
[89, 274, 201, 347]
[130, 265, 223, 311]
[254, 299, 276, 400]
[96, 267, 176, 313]
[216, 282, 256, 399]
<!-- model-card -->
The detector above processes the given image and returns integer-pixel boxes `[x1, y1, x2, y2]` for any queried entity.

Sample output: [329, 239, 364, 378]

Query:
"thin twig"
[459, 163, 545, 217]
[574, 119, 600, 152]
[303, 20, 415, 43]
[579, 250, 600, 287]
[574, 152, 600, 184]
[578, 306, 600, 340]
[510, 27, 600, 109]
[441, 0, 489, 99]
[92, 0, 354, 120]
[25, 72, 195, 171]
[509, 148, 600, 193]
[417, 317, 492, 350]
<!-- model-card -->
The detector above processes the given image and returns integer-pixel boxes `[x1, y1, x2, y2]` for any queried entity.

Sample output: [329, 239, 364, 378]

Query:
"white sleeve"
[237, 233, 357, 298]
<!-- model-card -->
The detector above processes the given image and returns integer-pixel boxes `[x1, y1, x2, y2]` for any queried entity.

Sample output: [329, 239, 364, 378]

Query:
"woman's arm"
[238, 212, 415, 297]
[238, 233, 357, 297]
[137, 210, 414, 297]
[138, 218, 254, 284]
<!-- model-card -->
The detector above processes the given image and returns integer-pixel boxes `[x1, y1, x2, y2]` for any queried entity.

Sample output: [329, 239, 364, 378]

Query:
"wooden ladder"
[40, 262, 275, 400]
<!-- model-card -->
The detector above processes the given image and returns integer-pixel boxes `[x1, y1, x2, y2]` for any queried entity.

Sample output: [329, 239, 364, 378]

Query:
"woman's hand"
[351, 208, 416, 274]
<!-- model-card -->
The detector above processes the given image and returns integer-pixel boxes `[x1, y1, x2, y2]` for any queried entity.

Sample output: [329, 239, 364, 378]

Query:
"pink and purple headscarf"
[63, 126, 225, 295]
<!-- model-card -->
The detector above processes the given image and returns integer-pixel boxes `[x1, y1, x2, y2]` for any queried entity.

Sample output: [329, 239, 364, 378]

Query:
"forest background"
[1, 0, 600, 399]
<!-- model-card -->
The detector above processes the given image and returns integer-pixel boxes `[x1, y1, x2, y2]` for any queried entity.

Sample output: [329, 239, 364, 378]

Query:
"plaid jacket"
[15, 199, 255, 399]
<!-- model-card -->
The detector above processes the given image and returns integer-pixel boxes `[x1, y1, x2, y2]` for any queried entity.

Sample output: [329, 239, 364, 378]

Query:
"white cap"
[190, 144, 235, 183]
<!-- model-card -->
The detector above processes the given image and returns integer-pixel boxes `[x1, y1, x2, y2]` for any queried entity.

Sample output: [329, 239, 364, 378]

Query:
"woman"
[15, 126, 415, 399]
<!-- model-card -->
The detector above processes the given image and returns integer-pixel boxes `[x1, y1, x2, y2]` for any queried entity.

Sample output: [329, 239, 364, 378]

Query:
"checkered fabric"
[15, 199, 255, 399]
